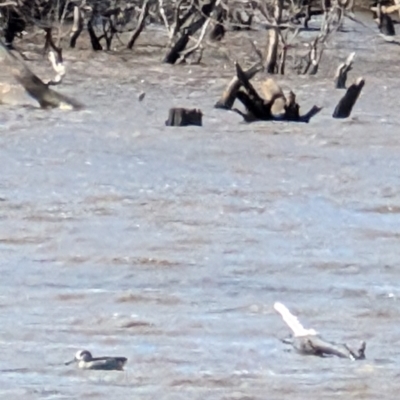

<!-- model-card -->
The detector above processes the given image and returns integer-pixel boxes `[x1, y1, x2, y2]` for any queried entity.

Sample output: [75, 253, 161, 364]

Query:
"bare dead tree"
[127, 0, 150, 49]
[163, 0, 219, 64]
[69, 5, 83, 48]
[259, 0, 284, 73]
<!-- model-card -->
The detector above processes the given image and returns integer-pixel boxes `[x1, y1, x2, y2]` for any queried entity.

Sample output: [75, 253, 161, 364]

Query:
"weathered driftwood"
[334, 52, 355, 89]
[274, 302, 366, 360]
[283, 335, 366, 360]
[221, 62, 321, 123]
[332, 77, 364, 118]
[260, 78, 286, 117]
[371, 4, 400, 15]
[165, 108, 203, 126]
[214, 62, 263, 110]
[0, 41, 83, 110]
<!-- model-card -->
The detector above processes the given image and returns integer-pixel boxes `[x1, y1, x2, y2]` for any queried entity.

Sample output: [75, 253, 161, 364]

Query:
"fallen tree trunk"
[0, 40, 83, 110]
[332, 77, 365, 118]
[217, 61, 321, 123]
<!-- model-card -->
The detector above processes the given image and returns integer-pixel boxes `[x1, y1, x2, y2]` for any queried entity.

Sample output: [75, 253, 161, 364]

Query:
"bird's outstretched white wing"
[274, 302, 318, 337]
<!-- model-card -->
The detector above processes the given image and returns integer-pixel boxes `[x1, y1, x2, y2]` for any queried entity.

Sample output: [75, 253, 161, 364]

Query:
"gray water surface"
[0, 15, 400, 400]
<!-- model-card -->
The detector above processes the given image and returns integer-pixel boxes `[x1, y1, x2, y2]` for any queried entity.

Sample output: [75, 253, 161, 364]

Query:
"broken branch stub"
[334, 52, 355, 89]
[165, 108, 203, 126]
[214, 62, 263, 110]
[332, 77, 365, 118]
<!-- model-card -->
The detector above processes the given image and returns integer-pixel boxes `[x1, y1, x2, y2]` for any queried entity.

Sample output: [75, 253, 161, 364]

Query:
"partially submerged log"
[0, 41, 83, 110]
[284, 335, 366, 360]
[334, 52, 355, 89]
[165, 108, 203, 126]
[274, 302, 366, 360]
[217, 61, 321, 123]
[332, 77, 365, 118]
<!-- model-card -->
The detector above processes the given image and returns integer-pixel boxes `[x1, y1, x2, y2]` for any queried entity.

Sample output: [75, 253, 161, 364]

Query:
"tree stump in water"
[332, 77, 365, 119]
[165, 108, 203, 127]
[380, 13, 395, 36]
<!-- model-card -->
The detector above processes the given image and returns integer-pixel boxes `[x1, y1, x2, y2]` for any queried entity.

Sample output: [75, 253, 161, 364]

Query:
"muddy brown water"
[1, 13, 400, 400]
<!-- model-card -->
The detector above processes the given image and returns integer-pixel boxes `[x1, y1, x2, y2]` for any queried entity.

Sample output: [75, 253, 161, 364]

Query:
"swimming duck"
[65, 350, 127, 371]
